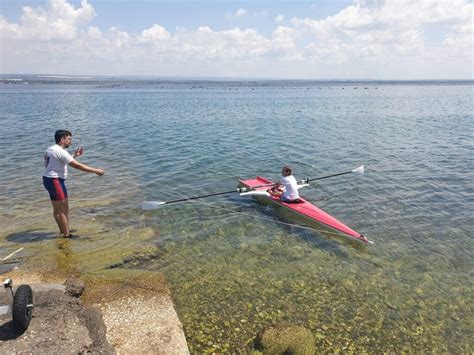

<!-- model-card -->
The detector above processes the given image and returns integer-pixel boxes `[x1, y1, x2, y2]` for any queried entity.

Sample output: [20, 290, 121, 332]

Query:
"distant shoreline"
[1, 74, 473, 86]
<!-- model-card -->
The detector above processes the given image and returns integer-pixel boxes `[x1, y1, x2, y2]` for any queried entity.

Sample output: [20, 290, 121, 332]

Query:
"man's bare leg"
[51, 199, 70, 237]
[65, 198, 70, 231]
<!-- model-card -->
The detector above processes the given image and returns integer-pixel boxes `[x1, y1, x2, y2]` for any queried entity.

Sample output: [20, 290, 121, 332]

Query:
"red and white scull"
[239, 176, 372, 245]
[141, 166, 371, 245]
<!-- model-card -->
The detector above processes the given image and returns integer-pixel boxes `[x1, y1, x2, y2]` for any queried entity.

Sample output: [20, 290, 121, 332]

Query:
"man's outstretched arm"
[69, 160, 105, 176]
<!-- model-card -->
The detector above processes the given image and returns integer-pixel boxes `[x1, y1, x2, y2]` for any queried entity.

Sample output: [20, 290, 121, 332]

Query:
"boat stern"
[239, 176, 274, 190]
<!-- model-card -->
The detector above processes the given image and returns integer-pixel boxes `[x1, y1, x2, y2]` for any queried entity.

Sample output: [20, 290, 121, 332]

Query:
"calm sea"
[0, 79, 472, 352]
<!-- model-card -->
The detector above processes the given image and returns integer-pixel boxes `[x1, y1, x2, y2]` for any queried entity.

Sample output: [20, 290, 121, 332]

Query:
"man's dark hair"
[55, 130, 72, 144]
[282, 166, 293, 175]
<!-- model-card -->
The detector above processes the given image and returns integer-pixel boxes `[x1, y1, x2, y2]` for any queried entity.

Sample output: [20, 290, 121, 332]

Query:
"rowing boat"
[239, 176, 372, 244]
[141, 166, 372, 244]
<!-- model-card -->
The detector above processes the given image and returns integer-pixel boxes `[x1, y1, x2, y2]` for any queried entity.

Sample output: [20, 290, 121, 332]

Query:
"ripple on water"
[0, 82, 472, 352]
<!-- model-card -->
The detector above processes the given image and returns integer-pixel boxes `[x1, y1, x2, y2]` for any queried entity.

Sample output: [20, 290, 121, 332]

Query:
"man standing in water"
[43, 130, 105, 238]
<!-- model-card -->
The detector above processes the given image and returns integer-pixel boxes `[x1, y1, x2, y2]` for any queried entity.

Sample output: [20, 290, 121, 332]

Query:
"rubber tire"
[12, 285, 33, 332]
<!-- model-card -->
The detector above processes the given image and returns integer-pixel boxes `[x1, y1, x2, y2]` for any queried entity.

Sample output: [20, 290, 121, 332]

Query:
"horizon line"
[1, 74, 473, 82]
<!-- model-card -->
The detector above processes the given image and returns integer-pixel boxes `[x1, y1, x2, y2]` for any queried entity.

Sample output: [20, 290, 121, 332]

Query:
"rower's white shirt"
[43, 144, 74, 179]
[280, 175, 299, 200]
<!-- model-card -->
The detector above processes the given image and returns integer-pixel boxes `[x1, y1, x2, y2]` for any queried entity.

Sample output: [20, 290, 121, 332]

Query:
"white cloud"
[0, 0, 472, 78]
[443, 21, 474, 57]
[10, 0, 95, 40]
[235, 8, 248, 17]
[275, 14, 285, 23]
[0, 15, 21, 39]
[86, 26, 101, 40]
[290, 0, 473, 62]
[139, 24, 171, 44]
[271, 26, 299, 57]
[169, 26, 271, 60]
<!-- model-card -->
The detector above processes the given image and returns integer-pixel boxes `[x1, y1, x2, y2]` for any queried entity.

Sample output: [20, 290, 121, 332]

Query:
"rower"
[268, 166, 302, 203]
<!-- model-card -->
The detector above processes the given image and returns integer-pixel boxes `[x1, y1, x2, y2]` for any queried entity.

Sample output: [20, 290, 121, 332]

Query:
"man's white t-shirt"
[43, 144, 74, 179]
[280, 175, 299, 200]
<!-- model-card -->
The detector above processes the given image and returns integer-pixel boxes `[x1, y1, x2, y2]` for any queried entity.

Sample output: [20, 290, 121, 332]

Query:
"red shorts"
[43, 177, 68, 201]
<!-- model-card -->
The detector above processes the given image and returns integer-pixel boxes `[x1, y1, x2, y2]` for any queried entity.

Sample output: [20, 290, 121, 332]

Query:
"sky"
[0, 0, 473, 79]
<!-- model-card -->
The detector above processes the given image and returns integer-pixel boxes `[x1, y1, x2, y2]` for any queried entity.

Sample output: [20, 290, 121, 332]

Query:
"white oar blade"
[141, 201, 166, 210]
[352, 165, 364, 175]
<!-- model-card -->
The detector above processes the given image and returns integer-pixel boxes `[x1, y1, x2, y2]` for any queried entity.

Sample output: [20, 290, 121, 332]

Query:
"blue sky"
[1, 0, 473, 79]
[90, 1, 347, 33]
[2, 1, 354, 34]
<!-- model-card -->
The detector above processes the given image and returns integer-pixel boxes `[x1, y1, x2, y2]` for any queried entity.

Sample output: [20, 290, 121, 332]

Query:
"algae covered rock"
[65, 278, 85, 297]
[255, 324, 315, 355]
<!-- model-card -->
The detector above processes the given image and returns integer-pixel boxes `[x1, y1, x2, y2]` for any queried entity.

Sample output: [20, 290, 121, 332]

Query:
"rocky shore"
[0, 268, 321, 354]
[0, 269, 189, 354]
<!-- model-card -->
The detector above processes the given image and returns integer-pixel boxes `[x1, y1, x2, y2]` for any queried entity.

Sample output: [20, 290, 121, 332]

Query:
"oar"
[141, 165, 365, 210]
[302, 165, 364, 183]
[141, 188, 248, 210]
[238, 165, 364, 194]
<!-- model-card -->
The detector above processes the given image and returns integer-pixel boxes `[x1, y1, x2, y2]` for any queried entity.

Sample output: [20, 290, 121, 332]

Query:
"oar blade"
[352, 165, 364, 175]
[240, 190, 269, 196]
[141, 201, 166, 210]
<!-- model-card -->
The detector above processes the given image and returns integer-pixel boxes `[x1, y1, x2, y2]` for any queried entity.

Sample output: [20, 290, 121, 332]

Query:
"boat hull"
[239, 176, 370, 245]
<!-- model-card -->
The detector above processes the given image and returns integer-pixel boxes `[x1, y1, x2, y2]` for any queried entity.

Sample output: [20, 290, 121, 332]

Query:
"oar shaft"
[237, 170, 356, 191]
[144, 166, 363, 209]
[307, 170, 353, 182]
[163, 188, 245, 205]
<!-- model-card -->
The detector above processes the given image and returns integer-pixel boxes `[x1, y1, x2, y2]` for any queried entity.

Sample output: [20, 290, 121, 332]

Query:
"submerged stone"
[255, 324, 315, 355]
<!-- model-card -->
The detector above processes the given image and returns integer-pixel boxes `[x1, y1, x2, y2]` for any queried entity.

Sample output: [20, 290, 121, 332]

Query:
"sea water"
[0, 79, 472, 352]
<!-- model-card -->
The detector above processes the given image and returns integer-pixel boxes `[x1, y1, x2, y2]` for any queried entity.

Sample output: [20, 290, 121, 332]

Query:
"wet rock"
[254, 324, 315, 354]
[65, 278, 85, 297]
[0, 288, 112, 354]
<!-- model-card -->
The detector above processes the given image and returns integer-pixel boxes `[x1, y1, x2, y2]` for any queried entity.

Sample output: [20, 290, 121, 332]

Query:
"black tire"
[12, 284, 33, 332]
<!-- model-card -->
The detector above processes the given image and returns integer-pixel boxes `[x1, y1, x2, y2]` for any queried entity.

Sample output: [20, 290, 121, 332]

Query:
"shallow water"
[0, 80, 472, 352]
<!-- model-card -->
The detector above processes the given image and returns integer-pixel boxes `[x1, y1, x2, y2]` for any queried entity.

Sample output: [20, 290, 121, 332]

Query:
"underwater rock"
[65, 278, 85, 297]
[254, 324, 315, 354]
